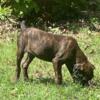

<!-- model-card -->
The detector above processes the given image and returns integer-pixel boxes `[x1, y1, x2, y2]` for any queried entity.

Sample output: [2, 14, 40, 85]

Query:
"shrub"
[0, 6, 12, 20]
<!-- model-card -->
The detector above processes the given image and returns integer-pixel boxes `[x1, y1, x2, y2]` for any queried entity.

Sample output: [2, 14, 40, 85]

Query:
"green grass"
[0, 33, 100, 100]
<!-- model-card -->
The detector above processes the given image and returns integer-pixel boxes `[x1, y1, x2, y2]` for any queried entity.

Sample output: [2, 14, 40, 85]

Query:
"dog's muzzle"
[73, 67, 89, 85]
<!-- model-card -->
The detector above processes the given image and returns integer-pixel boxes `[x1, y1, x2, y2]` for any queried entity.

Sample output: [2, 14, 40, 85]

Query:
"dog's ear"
[74, 64, 79, 69]
[88, 63, 95, 70]
[74, 63, 84, 71]
[80, 65, 84, 71]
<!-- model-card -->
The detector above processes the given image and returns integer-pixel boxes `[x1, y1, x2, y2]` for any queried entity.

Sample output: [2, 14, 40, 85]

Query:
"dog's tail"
[20, 20, 26, 31]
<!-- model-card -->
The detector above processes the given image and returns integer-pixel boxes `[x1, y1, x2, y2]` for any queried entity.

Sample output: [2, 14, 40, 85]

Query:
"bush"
[0, 0, 100, 22]
[11, 0, 39, 18]
[0, 6, 12, 20]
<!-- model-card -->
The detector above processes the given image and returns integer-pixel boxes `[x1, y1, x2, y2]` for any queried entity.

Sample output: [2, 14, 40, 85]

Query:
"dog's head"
[73, 62, 95, 86]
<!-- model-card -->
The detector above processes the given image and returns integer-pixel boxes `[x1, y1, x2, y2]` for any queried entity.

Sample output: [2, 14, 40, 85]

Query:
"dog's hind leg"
[15, 34, 25, 82]
[15, 47, 24, 81]
[22, 53, 34, 81]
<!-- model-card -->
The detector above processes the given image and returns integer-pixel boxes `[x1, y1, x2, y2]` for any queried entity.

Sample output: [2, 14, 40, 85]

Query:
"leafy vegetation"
[0, 6, 12, 20]
[0, 0, 100, 21]
[0, 32, 100, 100]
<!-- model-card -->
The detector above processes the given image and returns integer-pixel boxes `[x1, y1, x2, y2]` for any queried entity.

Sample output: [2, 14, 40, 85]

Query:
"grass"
[0, 33, 100, 100]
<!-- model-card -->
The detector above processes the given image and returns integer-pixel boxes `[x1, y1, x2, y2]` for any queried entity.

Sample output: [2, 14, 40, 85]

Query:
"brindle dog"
[15, 21, 95, 85]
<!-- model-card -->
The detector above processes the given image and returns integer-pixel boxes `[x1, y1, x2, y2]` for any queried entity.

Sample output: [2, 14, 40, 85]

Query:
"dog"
[15, 21, 95, 85]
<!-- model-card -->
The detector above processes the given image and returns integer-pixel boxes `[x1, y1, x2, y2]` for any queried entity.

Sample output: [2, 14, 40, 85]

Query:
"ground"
[0, 30, 100, 100]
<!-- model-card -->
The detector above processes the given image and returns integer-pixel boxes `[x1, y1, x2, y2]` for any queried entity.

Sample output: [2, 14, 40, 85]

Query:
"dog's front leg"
[52, 58, 62, 85]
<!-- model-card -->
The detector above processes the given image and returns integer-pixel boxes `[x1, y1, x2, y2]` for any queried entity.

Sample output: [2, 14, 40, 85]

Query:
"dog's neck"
[76, 47, 87, 64]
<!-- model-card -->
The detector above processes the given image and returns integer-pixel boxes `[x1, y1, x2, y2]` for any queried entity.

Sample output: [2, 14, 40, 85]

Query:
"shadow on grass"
[29, 77, 100, 88]
[34, 77, 55, 84]
[28, 77, 69, 87]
